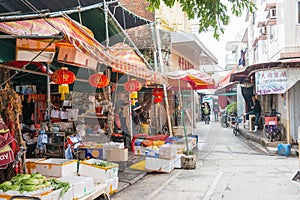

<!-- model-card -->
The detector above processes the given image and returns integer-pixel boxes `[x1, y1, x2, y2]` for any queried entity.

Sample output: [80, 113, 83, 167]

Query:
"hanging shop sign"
[88, 73, 110, 88]
[255, 69, 287, 95]
[124, 79, 142, 92]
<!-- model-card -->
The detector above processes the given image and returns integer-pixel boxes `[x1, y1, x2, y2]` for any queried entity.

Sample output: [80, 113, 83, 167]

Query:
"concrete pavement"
[113, 120, 299, 197]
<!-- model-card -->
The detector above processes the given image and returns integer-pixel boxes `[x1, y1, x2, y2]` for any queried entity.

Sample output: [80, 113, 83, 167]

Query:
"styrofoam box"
[102, 142, 124, 159]
[58, 175, 94, 199]
[25, 158, 45, 174]
[159, 144, 177, 160]
[35, 158, 77, 177]
[145, 157, 175, 173]
[105, 177, 119, 194]
[79, 159, 119, 183]
[174, 154, 184, 169]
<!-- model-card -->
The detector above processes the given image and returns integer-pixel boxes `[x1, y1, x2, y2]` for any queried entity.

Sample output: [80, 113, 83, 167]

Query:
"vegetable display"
[0, 172, 70, 195]
[93, 161, 114, 168]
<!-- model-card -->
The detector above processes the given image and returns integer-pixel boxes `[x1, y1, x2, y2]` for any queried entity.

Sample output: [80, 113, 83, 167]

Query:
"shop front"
[230, 60, 300, 144]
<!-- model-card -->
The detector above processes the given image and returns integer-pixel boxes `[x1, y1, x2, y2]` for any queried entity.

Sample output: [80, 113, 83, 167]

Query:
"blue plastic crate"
[277, 144, 291, 156]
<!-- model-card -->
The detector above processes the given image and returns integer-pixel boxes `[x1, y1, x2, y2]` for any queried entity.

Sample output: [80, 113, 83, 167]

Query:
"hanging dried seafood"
[0, 83, 24, 183]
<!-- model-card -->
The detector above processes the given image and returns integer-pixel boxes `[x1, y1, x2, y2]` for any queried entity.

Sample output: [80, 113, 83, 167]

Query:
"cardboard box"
[58, 175, 94, 199]
[35, 158, 77, 177]
[79, 159, 118, 183]
[57, 45, 97, 70]
[107, 148, 128, 162]
[16, 39, 56, 63]
[102, 142, 124, 159]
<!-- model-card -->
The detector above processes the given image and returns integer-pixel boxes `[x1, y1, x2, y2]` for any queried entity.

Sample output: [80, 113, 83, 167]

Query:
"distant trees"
[147, 0, 256, 39]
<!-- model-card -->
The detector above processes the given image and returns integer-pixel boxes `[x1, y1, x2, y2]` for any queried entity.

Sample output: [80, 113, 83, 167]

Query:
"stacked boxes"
[79, 159, 119, 194]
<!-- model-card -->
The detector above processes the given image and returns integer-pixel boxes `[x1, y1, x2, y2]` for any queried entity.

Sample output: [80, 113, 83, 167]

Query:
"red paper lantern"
[152, 88, 164, 97]
[51, 67, 76, 84]
[124, 79, 142, 92]
[154, 96, 163, 104]
[88, 73, 110, 88]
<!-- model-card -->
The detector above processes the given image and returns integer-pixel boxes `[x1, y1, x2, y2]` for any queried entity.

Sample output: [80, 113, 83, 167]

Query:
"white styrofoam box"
[102, 142, 124, 159]
[35, 158, 77, 177]
[105, 177, 119, 194]
[174, 154, 184, 169]
[145, 147, 159, 158]
[159, 144, 177, 160]
[25, 158, 45, 174]
[134, 146, 146, 155]
[79, 159, 118, 183]
[58, 175, 94, 199]
[145, 157, 175, 173]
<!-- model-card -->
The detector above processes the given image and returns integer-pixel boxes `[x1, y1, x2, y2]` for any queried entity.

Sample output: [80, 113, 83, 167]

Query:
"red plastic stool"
[131, 133, 148, 153]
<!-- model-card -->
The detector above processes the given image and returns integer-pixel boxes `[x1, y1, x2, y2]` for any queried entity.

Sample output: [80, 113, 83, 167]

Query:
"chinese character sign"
[255, 69, 287, 95]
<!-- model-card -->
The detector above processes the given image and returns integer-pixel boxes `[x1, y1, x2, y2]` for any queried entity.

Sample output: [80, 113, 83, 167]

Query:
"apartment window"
[270, 25, 277, 43]
[254, 43, 258, 63]
[298, 1, 300, 23]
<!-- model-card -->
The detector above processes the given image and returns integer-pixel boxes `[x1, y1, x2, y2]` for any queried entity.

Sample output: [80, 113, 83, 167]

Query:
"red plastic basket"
[265, 116, 277, 125]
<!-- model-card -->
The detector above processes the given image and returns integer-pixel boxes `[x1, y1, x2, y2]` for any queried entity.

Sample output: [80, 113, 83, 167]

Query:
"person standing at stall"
[244, 94, 261, 132]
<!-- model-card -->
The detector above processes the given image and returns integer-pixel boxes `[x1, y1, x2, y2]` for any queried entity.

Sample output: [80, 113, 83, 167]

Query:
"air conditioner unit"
[270, 8, 276, 19]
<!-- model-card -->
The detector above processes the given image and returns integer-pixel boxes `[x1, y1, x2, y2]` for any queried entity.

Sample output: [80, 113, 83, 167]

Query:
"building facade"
[232, 0, 300, 143]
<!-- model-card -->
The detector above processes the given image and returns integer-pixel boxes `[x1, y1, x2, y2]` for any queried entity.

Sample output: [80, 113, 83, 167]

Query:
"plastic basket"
[265, 116, 277, 125]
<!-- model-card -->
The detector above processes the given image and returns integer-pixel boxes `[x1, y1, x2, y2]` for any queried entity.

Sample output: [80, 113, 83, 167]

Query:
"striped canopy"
[166, 69, 216, 90]
[0, 16, 161, 81]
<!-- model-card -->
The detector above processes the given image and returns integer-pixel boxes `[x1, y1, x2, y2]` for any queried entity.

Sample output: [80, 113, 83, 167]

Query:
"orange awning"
[166, 69, 216, 90]
[0, 16, 158, 80]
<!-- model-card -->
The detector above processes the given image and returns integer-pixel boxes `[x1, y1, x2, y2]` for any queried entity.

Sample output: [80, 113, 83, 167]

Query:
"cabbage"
[20, 184, 39, 192]
[21, 178, 40, 185]
[0, 181, 12, 187]
[7, 185, 20, 191]
[11, 174, 31, 183]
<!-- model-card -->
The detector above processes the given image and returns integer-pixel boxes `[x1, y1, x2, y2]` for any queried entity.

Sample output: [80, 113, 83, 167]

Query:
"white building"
[231, 0, 300, 143]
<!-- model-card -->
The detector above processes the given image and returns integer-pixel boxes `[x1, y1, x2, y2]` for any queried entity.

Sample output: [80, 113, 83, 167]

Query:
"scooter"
[232, 114, 244, 136]
[263, 110, 283, 142]
[220, 111, 229, 128]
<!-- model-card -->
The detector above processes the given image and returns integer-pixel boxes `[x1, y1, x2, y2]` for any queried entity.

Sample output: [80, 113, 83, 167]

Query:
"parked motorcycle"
[232, 114, 244, 136]
[263, 110, 283, 142]
[220, 111, 229, 128]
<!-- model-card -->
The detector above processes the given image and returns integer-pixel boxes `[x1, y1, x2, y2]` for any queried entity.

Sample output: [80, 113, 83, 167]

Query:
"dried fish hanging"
[0, 83, 24, 182]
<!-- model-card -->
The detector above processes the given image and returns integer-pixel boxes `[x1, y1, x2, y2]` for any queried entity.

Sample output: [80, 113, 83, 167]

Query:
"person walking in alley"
[244, 94, 261, 132]
[213, 103, 220, 122]
[202, 102, 211, 124]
